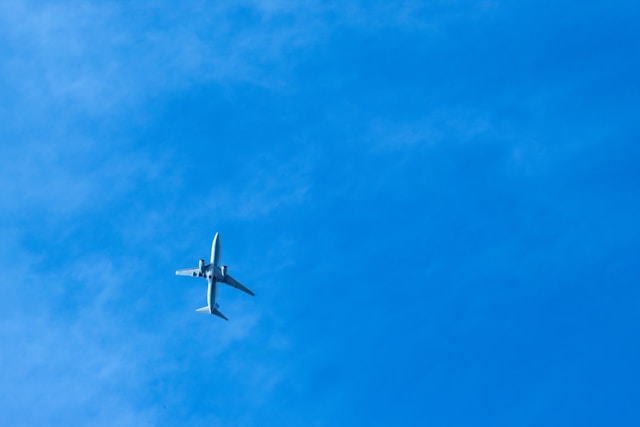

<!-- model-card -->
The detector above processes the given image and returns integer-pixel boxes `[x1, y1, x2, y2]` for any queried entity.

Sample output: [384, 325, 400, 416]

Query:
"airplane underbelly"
[210, 233, 221, 267]
[207, 279, 217, 313]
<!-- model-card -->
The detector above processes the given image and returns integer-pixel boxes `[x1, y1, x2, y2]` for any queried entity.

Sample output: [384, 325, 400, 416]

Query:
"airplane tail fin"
[195, 305, 228, 321]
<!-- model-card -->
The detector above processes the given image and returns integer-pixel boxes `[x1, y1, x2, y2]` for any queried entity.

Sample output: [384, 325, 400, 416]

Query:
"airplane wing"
[222, 274, 255, 296]
[176, 267, 204, 278]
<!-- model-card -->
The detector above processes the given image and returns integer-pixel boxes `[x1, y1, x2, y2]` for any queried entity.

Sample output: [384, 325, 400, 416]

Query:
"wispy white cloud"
[0, 0, 480, 119]
[221, 166, 310, 221]
[0, 235, 268, 425]
[0, 1, 328, 116]
[0, 255, 156, 425]
[0, 135, 178, 220]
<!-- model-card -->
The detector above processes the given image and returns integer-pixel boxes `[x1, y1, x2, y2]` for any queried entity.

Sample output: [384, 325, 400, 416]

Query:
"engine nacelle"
[198, 259, 205, 275]
[220, 265, 228, 278]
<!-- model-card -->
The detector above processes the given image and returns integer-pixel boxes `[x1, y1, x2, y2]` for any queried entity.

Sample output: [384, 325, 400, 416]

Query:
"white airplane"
[176, 232, 254, 320]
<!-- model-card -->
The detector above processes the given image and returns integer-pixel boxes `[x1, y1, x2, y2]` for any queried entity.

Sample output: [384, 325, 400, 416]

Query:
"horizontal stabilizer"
[212, 307, 229, 321]
[195, 306, 228, 320]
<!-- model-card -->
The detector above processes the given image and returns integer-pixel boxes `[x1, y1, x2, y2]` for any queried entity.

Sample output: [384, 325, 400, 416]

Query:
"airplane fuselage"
[211, 231, 221, 267]
[207, 232, 222, 314]
[207, 278, 217, 314]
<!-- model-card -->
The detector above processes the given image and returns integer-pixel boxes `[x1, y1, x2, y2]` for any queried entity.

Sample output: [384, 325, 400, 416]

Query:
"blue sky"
[1, 1, 639, 425]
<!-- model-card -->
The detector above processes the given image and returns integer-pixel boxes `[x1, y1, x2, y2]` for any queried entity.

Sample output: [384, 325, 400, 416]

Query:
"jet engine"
[221, 265, 228, 278]
[198, 259, 205, 275]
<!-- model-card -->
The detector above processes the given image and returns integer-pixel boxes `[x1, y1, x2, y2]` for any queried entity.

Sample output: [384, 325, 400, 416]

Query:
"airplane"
[176, 232, 254, 320]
